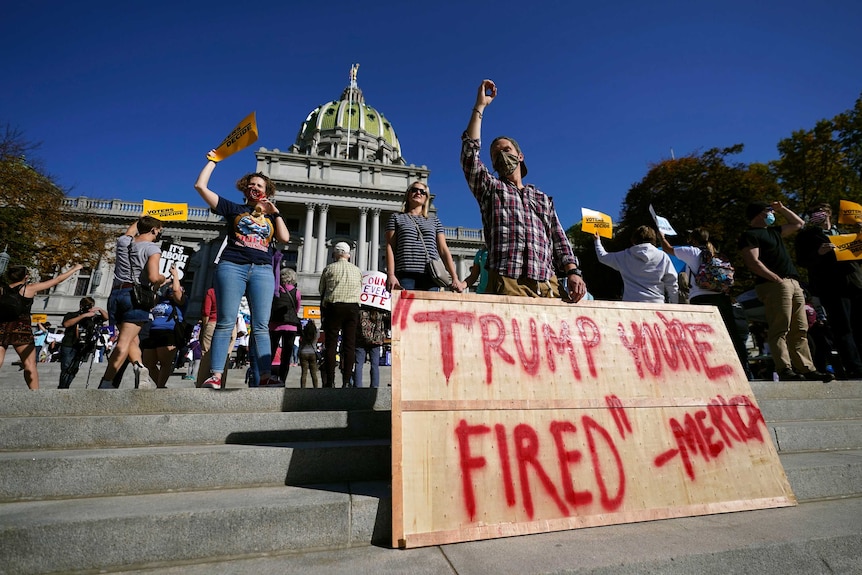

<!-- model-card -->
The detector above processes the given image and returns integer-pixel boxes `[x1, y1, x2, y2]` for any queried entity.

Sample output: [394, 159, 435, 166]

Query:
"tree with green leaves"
[584, 145, 783, 297]
[0, 125, 113, 277]
[771, 92, 862, 214]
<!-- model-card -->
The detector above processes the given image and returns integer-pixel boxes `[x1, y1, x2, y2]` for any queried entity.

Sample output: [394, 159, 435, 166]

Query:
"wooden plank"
[391, 291, 796, 548]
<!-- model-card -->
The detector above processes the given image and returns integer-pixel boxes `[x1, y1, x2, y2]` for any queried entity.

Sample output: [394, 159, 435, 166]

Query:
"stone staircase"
[1, 380, 860, 574]
[0, 388, 393, 574]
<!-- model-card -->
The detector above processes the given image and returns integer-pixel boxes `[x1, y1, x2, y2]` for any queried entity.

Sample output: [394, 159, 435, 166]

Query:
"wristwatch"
[566, 268, 582, 277]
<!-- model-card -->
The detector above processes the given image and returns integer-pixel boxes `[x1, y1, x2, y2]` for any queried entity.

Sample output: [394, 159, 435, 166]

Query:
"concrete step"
[780, 449, 862, 501]
[750, 379, 862, 400]
[0, 409, 390, 451]
[759, 397, 862, 422]
[5, 491, 860, 575]
[0, 440, 391, 502]
[0, 481, 391, 575]
[0, 387, 393, 417]
[768, 419, 862, 453]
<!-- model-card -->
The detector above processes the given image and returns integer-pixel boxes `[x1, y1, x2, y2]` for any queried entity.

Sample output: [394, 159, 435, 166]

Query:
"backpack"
[271, 287, 301, 328]
[357, 308, 385, 347]
[0, 283, 29, 322]
[693, 250, 735, 294]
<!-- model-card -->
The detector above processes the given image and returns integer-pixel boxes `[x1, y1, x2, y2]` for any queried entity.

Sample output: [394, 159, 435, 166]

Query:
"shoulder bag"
[128, 243, 158, 310]
[410, 216, 452, 288]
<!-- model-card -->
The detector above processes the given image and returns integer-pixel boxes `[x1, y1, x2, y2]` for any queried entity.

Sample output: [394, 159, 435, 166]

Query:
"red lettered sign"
[390, 292, 795, 548]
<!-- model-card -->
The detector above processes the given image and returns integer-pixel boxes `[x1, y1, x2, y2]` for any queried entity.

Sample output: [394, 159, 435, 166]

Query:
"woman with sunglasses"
[385, 181, 466, 292]
[194, 150, 290, 389]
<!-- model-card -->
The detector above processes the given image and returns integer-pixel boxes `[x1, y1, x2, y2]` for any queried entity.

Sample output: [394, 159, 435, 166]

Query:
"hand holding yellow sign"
[206, 111, 259, 163]
[829, 233, 862, 261]
[838, 199, 862, 226]
[581, 207, 613, 238]
[143, 200, 189, 221]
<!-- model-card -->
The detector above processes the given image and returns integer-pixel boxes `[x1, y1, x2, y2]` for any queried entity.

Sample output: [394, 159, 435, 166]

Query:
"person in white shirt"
[595, 226, 678, 304]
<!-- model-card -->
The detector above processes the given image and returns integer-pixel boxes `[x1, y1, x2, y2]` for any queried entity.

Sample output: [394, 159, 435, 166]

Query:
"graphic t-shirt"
[215, 197, 276, 265]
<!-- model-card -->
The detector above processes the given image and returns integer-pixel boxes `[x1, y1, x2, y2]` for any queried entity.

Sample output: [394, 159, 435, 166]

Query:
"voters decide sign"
[389, 291, 795, 549]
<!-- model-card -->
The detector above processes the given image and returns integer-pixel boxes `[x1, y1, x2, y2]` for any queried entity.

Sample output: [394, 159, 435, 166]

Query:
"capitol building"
[37, 73, 484, 325]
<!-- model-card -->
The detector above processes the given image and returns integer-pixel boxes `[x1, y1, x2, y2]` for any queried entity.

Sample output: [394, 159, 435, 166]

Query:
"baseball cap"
[334, 242, 351, 255]
[491, 136, 528, 178]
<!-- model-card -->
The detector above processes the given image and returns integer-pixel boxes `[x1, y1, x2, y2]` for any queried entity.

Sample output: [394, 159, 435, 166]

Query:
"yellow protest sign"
[838, 199, 862, 225]
[581, 207, 613, 238]
[829, 233, 862, 261]
[31, 314, 47, 324]
[142, 200, 188, 221]
[207, 111, 259, 163]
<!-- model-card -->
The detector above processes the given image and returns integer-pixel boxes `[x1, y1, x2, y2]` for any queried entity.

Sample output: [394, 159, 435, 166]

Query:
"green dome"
[294, 85, 403, 164]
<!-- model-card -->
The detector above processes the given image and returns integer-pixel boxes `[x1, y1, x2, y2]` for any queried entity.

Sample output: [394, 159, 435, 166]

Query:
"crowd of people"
[2, 79, 860, 389]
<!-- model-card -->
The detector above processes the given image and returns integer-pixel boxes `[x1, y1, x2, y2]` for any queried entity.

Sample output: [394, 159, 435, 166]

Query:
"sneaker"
[777, 369, 805, 381]
[133, 363, 157, 389]
[202, 375, 222, 389]
[802, 369, 835, 383]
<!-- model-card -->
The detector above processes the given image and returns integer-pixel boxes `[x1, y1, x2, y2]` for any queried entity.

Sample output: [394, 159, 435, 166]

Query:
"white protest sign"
[649, 204, 678, 236]
[360, 271, 391, 311]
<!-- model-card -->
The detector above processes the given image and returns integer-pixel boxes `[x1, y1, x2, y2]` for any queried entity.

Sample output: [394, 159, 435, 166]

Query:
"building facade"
[39, 75, 483, 327]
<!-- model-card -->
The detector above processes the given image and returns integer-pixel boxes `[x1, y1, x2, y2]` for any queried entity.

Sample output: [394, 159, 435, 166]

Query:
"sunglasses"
[409, 187, 428, 196]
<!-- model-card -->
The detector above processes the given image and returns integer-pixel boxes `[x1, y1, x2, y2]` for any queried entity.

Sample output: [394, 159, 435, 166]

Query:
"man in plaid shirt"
[461, 79, 587, 302]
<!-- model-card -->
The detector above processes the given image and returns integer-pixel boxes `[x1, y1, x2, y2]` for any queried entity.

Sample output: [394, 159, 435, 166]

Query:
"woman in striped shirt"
[385, 181, 466, 292]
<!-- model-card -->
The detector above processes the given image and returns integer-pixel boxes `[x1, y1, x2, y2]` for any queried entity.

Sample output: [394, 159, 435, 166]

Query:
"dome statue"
[293, 65, 404, 165]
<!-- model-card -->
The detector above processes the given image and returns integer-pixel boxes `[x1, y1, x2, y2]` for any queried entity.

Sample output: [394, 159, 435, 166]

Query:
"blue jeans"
[58, 345, 82, 389]
[397, 273, 440, 292]
[209, 261, 274, 377]
[354, 345, 380, 388]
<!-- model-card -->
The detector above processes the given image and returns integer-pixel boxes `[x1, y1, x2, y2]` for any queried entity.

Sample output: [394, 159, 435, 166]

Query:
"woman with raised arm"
[660, 228, 753, 380]
[0, 263, 84, 389]
[194, 150, 290, 389]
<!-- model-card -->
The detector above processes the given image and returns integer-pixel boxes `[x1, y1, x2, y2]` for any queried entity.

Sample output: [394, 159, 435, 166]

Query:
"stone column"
[357, 207, 368, 271]
[302, 202, 315, 273]
[315, 204, 329, 272]
[370, 208, 381, 272]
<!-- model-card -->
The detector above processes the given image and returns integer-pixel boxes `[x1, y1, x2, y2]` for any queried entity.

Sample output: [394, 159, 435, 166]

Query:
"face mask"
[493, 152, 521, 177]
[764, 213, 776, 226]
[245, 188, 265, 203]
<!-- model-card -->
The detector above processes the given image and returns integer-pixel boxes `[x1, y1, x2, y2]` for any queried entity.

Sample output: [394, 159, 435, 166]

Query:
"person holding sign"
[738, 201, 833, 382]
[595, 226, 679, 304]
[461, 79, 585, 301]
[795, 204, 862, 379]
[194, 151, 290, 389]
[660, 228, 753, 380]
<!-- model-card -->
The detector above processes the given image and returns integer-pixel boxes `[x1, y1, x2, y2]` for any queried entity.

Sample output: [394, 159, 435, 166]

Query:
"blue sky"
[3, 0, 860, 230]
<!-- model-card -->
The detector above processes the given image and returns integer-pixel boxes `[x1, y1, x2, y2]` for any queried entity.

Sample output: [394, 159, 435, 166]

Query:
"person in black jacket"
[795, 203, 862, 379]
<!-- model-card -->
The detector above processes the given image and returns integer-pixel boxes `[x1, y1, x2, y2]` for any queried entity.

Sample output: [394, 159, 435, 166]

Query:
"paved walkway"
[0, 356, 392, 391]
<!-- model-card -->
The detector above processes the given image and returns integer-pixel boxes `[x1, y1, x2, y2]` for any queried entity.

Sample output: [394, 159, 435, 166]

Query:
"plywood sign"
[390, 291, 795, 549]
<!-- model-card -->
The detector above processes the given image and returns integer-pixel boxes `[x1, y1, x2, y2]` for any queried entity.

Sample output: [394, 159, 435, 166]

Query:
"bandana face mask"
[493, 151, 521, 177]
[245, 188, 266, 203]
